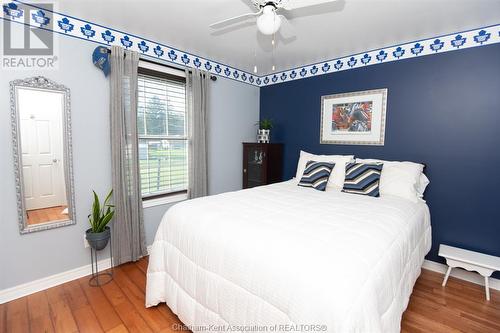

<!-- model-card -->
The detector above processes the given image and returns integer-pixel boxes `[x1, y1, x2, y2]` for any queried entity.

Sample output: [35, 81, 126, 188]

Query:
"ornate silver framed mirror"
[10, 76, 76, 234]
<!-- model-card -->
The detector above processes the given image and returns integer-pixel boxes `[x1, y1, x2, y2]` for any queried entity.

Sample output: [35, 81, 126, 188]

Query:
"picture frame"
[320, 88, 388, 145]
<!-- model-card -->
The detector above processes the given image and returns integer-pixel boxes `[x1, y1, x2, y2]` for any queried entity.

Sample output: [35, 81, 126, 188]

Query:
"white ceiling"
[57, 0, 500, 75]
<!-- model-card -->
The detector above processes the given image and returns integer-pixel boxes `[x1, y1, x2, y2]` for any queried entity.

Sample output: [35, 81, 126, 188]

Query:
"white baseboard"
[422, 259, 500, 291]
[0, 258, 111, 304]
[1, 257, 497, 304]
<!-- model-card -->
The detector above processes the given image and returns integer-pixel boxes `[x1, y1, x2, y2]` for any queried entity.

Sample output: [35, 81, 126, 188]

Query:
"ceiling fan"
[210, 0, 337, 35]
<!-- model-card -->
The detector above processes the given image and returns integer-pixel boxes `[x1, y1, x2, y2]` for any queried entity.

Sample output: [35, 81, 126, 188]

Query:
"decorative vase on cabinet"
[242, 143, 283, 189]
[257, 129, 270, 143]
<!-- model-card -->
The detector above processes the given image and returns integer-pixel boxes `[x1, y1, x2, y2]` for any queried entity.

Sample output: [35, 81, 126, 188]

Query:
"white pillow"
[417, 173, 430, 199]
[295, 151, 354, 191]
[356, 158, 427, 203]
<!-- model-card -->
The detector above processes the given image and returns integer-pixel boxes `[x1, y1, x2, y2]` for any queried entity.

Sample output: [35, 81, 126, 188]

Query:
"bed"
[146, 180, 431, 332]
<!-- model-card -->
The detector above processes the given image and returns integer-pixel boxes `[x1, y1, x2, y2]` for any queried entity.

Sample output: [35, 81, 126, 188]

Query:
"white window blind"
[137, 70, 188, 198]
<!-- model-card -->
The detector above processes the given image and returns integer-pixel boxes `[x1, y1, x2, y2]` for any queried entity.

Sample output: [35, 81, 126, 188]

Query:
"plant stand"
[89, 234, 114, 287]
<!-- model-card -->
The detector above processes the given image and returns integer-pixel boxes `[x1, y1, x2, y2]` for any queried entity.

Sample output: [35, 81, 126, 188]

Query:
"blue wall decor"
[2, 1, 500, 87]
[262, 24, 500, 87]
[3, 1, 254, 86]
[92, 46, 110, 77]
[260, 44, 500, 277]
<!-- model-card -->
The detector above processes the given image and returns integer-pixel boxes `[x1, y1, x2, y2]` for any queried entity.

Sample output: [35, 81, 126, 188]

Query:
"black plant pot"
[86, 227, 110, 251]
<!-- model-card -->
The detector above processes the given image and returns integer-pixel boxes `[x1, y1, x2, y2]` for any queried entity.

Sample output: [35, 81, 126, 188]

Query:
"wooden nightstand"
[242, 143, 283, 189]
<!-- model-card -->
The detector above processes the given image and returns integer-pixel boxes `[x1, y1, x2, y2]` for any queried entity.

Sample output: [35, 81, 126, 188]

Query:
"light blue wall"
[0, 36, 259, 290]
[208, 77, 260, 195]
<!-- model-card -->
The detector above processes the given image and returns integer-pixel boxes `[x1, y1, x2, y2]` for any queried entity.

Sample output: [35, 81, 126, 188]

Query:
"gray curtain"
[186, 69, 210, 199]
[110, 45, 147, 265]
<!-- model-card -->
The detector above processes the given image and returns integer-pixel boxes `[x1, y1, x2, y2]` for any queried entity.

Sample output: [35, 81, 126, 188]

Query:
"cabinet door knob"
[243, 169, 247, 173]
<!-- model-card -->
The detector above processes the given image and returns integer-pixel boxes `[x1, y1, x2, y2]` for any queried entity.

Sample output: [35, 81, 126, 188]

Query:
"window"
[137, 64, 188, 199]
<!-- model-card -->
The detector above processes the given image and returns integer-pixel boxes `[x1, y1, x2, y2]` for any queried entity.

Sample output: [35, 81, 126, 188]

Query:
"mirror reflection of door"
[18, 88, 68, 226]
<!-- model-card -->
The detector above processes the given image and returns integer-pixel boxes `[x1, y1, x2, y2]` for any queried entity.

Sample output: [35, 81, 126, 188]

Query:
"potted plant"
[86, 189, 114, 251]
[256, 118, 273, 143]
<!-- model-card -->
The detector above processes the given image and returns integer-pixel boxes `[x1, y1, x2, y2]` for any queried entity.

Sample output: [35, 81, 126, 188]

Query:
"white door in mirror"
[18, 88, 66, 210]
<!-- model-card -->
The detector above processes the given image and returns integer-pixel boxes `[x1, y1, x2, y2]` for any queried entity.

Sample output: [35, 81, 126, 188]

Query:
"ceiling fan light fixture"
[256, 5, 281, 35]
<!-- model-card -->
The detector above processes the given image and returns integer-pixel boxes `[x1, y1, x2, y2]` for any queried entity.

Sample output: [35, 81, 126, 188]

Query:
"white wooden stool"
[439, 244, 500, 301]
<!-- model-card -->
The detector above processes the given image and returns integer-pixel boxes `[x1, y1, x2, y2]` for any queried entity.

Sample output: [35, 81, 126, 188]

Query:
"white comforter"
[146, 180, 431, 333]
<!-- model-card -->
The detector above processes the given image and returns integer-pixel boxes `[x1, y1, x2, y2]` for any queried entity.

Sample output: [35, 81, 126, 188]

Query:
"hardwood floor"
[26, 206, 68, 226]
[1, 258, 499, 333]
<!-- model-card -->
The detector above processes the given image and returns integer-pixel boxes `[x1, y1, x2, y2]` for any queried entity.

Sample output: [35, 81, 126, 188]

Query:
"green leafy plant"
[257, 118, 273, 130]
[88, 189, 115, 233]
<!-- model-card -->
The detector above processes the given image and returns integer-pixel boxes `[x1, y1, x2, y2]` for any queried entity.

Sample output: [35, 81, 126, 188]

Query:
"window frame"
[137, 60, 188, 203]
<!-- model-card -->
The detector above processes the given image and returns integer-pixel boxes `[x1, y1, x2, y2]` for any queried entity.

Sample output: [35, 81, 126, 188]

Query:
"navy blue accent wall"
[260, 44, 500, 275]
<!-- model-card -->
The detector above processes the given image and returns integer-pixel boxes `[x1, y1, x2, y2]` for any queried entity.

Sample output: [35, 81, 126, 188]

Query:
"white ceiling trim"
[4, 1, 499, 88]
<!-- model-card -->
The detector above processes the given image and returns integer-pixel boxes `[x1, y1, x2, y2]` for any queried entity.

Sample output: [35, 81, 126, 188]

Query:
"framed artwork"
[320, 88, 388, 145]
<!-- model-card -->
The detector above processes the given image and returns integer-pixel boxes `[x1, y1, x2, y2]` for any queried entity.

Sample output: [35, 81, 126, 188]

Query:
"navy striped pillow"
[298, 161, 335, 191]
[342, 163, 384, 197]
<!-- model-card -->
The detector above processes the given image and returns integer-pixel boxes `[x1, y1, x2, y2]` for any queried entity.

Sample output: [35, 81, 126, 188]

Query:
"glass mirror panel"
[10, 77, 75, 234]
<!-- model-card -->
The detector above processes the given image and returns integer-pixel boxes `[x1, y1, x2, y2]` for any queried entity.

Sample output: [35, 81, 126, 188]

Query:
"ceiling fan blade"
[282, 0, 337, 11]
[278, 14, 295, 36]
[210, 9, 262, 28]
[242, 0, 262, 10]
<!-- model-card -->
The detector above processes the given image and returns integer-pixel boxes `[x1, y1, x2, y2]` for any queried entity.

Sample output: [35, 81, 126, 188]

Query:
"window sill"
[142, 192, 188, 208]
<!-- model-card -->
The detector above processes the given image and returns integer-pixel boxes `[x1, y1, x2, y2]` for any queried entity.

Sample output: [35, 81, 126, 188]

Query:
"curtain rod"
[107, 49, 217, 81]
